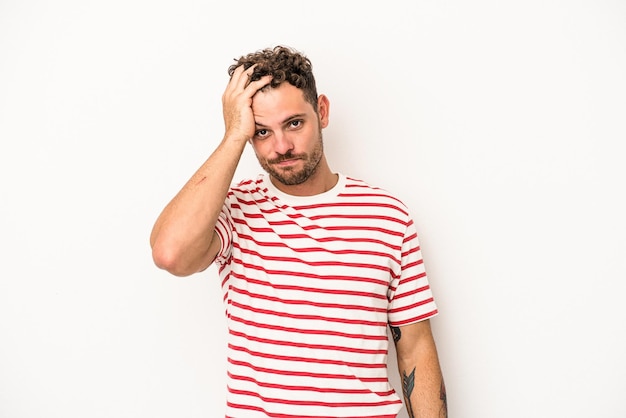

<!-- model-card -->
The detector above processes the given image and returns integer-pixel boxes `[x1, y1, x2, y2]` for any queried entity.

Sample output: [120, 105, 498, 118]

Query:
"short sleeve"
[213, 199, 234, 266]
[387, 219, 438, 327]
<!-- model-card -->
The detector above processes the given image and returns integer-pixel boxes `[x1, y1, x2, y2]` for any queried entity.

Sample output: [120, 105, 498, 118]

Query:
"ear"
[317, 94, 330, 129]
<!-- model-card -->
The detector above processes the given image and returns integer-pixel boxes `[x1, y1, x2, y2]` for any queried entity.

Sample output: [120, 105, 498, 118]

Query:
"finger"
[224, 64, 254, 96]
[244, 74, 273, 94]
[231, 63, 253, 78]
[234, 64, 258, 91]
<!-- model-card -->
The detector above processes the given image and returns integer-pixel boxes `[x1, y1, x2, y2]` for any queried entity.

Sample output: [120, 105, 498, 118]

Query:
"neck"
[270, 156, 338, 197]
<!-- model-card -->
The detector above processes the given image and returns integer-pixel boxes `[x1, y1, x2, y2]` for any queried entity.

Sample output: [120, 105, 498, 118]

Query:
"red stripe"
[230, 318, 386, 342]
[401, 243, 422, 258]
[229, 234, 399, 261]
[403, 231, 418, 244]
[228, 372, 393, 395]
[227, 358, 389, 381]
[230, 301, 388, 327]
[236, 211, 408, 228]
[233, 245, 395, 277]
[228, 387, 401, 408]
[389, 309, 438, 327]
[228, 344, 387, 369]
[238, 232, 402, 251]
[229, 329, 388, 355]
[233, 217, 405, 238]
[301, 224, 403, 236]
[309, 213, 407, 224]
[230, 272, 388, 300]
[227, 402, 399, 418]
[391, 272, 428, 291]
[292, 201, 408, 217]
[231, 286, 387, 313]
[232, 259, 394, 285]
[232, 202, 282, 215]
[388, 298, 435, 314]
[393, 284, 431, 300]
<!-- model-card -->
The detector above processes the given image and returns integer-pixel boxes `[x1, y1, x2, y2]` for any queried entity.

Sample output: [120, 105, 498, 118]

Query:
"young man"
[150, 45, 447, 418]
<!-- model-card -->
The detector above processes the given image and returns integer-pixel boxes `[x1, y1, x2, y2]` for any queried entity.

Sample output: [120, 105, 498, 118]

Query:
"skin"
[150, 62, 447, 416]
[150, 65, 273, 276]
[248, 81, 336, 196]
[392, 321, 448, 417]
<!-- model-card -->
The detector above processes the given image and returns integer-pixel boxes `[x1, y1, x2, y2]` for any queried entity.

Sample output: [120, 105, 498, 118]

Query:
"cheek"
[250, 140, 271, 159]
[249, 139, 263, 153]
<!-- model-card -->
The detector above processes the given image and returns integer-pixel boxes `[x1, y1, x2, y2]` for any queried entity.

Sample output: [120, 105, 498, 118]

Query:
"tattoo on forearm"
[392, 324, 446, 417]
[401, 367, 416, 418]
[401, 367, 448, 418]
[440, 379, 448, 417]
[390, 325, 401, 343]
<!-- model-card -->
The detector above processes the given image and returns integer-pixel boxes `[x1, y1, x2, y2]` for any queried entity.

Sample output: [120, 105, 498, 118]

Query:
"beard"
[257, 132, 324, 186]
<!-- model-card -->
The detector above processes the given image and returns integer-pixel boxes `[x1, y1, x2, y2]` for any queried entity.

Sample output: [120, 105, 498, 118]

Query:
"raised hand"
[222, 64, 272, 143]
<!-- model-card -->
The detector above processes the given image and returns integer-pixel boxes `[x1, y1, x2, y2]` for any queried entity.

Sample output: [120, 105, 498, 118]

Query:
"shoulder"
[226, 175, 277, 210]
[341, 175, 410, 215]
[229, 175, 266, 196]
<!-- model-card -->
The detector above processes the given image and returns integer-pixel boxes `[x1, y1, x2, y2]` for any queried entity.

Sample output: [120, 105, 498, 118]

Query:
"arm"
[149, 65, 271, 276]
[391, 320, 447, 418]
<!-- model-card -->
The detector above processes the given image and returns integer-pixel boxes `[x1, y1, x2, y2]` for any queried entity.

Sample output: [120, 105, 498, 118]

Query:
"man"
[150, 45, 447, 418]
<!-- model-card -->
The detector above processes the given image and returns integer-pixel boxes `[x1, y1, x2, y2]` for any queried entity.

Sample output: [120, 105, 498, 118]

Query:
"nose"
[273, 131, 294, 155]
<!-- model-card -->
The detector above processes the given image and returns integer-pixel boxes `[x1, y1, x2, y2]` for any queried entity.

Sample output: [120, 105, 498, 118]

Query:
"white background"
[1, 1, 625, 417]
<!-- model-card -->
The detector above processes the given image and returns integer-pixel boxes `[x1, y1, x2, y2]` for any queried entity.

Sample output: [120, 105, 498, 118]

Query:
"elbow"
[151, 241, 196, 277]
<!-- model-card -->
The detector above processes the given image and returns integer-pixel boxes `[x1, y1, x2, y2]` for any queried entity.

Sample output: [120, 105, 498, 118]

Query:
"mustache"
[267, 151, 305, 164]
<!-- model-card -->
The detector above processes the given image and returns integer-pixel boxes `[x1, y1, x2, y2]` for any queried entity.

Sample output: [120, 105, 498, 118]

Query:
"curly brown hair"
[227, 45, 318, 111]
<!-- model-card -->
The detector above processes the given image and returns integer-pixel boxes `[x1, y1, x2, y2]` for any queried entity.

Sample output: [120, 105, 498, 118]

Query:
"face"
[250, 83, 329, 187]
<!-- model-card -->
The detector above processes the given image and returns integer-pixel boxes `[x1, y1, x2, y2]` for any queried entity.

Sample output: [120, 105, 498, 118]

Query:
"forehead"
[251, 83, 314, 125]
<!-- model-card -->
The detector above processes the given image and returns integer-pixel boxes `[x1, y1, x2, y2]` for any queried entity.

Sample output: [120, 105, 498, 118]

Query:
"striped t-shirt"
[214, 173, 438, 418]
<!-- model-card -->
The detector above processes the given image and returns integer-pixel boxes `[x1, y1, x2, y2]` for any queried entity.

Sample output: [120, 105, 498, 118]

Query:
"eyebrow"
[255, 113, 307, 128]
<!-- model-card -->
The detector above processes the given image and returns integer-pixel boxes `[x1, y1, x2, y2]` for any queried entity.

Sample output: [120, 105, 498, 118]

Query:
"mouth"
[272, 160, 301, 171]
[269, 155, 303, 167]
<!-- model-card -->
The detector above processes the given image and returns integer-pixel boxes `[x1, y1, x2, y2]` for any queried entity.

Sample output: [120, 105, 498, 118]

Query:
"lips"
[273, 159, 302, 170]
[269, 154, 303, 166]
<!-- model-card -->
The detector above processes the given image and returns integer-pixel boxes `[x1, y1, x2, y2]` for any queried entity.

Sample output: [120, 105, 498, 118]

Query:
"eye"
[254, 129, 269, 139]
[288, 119, 303, 129]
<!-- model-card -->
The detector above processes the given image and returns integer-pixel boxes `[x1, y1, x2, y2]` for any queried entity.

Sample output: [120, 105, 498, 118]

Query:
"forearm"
[393, 321, 447, 418]
[151, 64, 272, 276]
[397, 344, 446, 417]
[150, 136, 246, 276]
